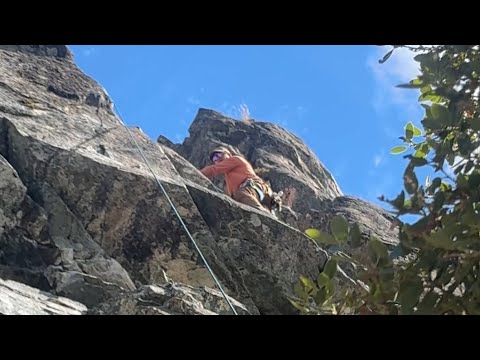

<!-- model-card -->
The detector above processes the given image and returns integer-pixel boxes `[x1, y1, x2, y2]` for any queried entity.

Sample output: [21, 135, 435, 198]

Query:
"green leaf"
[294, 282, 308, 300]
[470, 60, 480, 74]
[349, 222, 362, 248]
[413, 149, 427, 158]
[440, 181, 452, 192]
[426, 137, 437, 149]
[313, 287, 327, 306]
[430, 104, 450, 125]
[420, 85, 432, 94]
[468, 173, 480, 188]
[323, 258, 338, 279]
[370, 283, 382, 302]
[330, 215, 349, 242]
[316, 273, 335, 300]
[405, 122, 414, 140]
[413, 126, 422, 136]
[416, 250, 438, 270]
[420, 143, 430, 154]
[410, 157, 428, 167]
[436, 293, 466, 314]
[300, 275, 316, 292]
[419, 93, 444, 104]
[396, 82, 423, 89]
[398, 275, 424, 313]
[431, 177, 442, 190]
[436, 267, 454, 287]
[389, 190, 405, 209]
[391, 146, 408, 154]
[405, 121, 422, 139]
[457, 174, 469, 189]
[368, 236, 390, 266]
[471, 118, 480, 131]
[432, 191, 445, 212]
[289, 298, 308, 313]
[445, 131, 457, 143]
[453, 262, 472, 284]
[396, 83, 414, 89]
[326, 280, 335, 299]
[379, 49, 394, 64]
[458, 135, 472, 156]
[417, 291, 439, 313]
[425, 229, 455, 250]
[403, 165, 419, 194]
[316, 272, 331, 289]
[422, 116, 444, 130]
[411, 78, 423, 86]
[414, 53, 433, 66]
[404, 217, 428, 238]
[305, 228, 321, 239]
[305, 228, 338, 245]
[403, 198, 412, 208]
[462, 202, 480, 224]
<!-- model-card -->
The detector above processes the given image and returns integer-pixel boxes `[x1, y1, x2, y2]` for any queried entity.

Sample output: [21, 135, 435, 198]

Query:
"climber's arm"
[200, 157, 241, 179]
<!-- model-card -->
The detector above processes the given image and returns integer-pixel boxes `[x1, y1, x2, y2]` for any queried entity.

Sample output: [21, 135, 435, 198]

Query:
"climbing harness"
[239, 178, 266, 202]
[113, 103, 239, 315]
[239, 178, 283, 216]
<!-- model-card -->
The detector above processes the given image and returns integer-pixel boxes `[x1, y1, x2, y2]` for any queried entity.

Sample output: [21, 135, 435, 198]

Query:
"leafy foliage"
[293, 45, 480, 315]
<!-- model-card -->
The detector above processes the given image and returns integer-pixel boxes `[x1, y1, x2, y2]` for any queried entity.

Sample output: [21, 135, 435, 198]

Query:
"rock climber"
[200, 147, 282, 215]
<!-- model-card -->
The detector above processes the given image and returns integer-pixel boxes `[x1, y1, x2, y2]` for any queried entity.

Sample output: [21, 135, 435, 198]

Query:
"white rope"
[113, 104, 238, 315]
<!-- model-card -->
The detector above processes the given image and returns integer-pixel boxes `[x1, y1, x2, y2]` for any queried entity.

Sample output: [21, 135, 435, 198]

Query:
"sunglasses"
[211, 152, 224, 162]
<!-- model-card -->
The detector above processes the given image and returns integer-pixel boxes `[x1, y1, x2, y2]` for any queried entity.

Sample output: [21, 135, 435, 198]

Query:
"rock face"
[160, 110, 398, 247]
[0, 45, 329, 315]
[164, 109, 343, 215]
[0, 277, 87, 315]
[300, 196, 399, 247]
[91, 282, 250, 315]
[0, 45, 73, 60]
[0, 276, 247, 315]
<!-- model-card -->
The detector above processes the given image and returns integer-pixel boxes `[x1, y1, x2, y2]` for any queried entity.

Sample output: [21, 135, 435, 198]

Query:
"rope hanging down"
[112, 104, 238, 315]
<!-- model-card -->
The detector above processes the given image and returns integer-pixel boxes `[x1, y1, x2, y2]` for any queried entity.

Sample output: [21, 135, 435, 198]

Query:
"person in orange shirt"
[200, 147, 271, 213]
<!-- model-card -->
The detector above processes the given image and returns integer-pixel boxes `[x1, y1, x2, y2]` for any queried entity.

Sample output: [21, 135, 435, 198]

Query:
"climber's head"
[209, 147, 231, 163]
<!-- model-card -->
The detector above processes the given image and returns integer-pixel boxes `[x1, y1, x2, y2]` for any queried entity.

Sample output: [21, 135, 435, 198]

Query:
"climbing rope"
[112, 103, 238, 315]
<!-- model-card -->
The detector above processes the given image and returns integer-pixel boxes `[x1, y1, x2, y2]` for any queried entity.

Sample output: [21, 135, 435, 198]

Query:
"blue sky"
[69, 45, 426, 212]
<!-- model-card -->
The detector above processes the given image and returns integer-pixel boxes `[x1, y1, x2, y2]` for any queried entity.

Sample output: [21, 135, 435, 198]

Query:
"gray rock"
[187, 185, 327, 314]
[91, 282, 249, 315]
[45, 269, 126, 308]
[300, 196, 399, 247]
[0, 277, 87, 315]
[0, 45, 73, 60]
[0, 155, 27, 234]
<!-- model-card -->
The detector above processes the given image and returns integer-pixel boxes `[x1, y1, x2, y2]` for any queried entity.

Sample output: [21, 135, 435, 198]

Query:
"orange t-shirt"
[200, 156, 261, 196]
